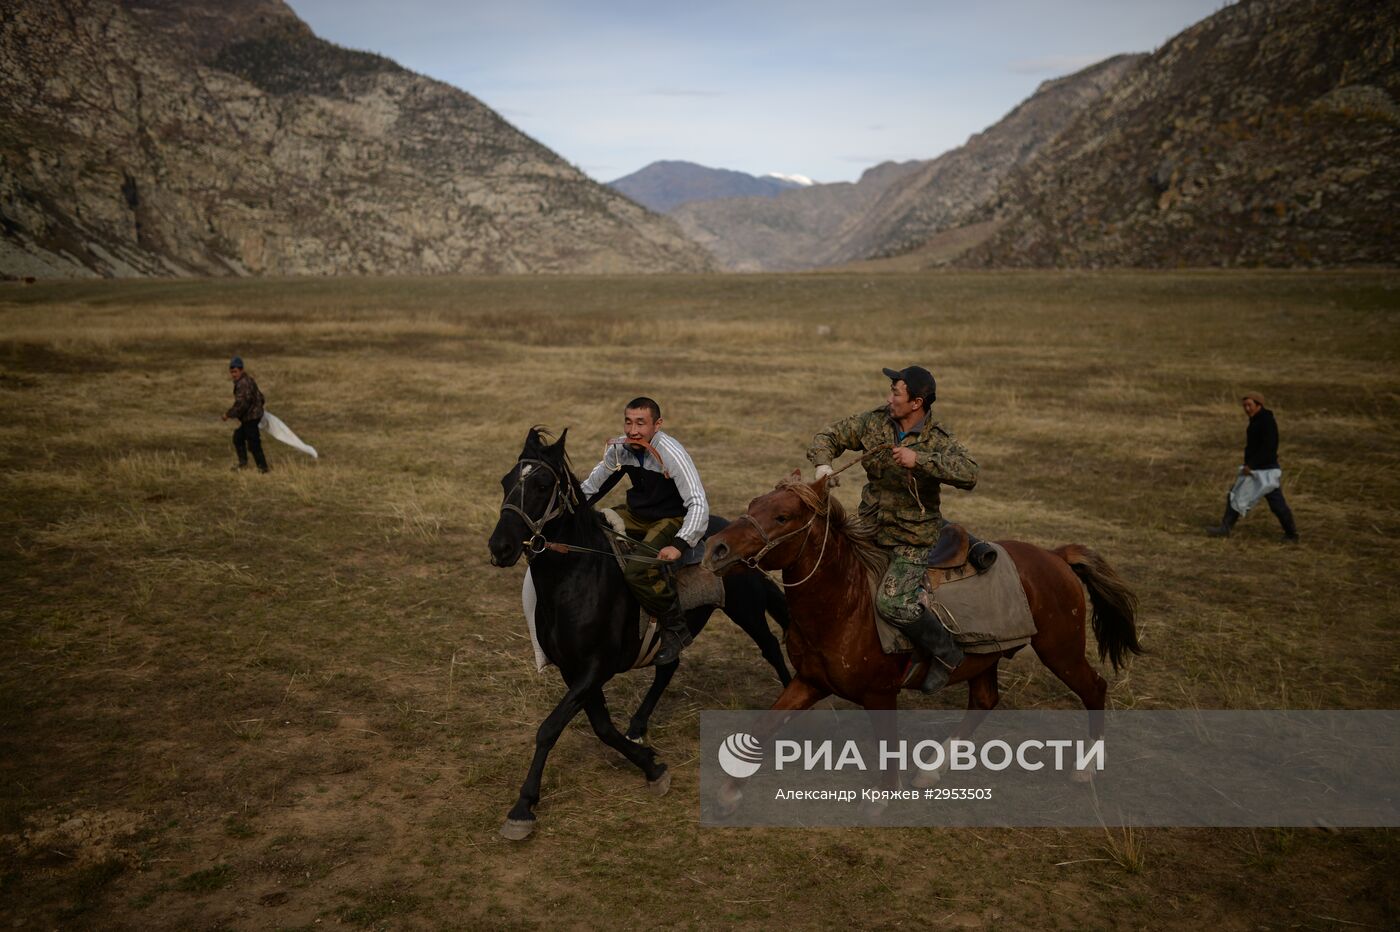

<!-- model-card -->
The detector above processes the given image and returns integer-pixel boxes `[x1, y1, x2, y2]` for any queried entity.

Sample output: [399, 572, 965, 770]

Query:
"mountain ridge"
[955, 0, 1400, 268]
[669, 55, 1142, 271]
[0, 0, 714, 278]
[608, 161, 809, 213]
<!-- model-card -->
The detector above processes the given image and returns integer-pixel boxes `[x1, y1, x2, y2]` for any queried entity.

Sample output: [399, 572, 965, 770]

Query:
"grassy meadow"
[1, 271, 1398, 929]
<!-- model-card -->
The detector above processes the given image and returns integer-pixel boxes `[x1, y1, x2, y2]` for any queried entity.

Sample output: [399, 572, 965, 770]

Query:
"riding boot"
[900, 607, 965, 693]
[1207, 499, 1240, 537]
[653, 600, 693, 665]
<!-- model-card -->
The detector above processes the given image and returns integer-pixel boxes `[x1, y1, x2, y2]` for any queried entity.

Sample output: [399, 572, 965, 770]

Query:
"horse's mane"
[775, 476, 890, 584]
[527, 426, 587, 507]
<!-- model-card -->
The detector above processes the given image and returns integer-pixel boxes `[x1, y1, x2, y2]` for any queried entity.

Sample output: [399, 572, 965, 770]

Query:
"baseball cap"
[882, 365, 936, 405]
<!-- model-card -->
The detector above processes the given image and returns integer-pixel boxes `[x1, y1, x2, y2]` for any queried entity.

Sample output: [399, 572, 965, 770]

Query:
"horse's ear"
[546, 428, 569, 456]
[789, 467, 803, 481]
[812, 473, 831, 497]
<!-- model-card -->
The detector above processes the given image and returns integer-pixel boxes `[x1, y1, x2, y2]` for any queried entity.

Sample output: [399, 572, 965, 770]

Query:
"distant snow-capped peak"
[766, 172, 816, 186]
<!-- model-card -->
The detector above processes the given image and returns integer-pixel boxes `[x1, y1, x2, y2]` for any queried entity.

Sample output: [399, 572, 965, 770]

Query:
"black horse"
[487, 427, 791, 840]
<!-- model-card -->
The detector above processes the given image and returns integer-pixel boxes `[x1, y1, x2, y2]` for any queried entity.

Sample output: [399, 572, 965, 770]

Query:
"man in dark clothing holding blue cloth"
[1208, 392, 1298, 541]
[221, 356, 269, 473]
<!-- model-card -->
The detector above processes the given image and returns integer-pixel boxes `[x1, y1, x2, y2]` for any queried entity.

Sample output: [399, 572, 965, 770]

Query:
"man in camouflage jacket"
[221, 356, 269, 473]
[807, 365, 977, 692]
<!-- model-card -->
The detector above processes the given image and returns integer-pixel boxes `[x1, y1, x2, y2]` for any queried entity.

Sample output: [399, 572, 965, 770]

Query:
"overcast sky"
[285, 0, 1225, 184]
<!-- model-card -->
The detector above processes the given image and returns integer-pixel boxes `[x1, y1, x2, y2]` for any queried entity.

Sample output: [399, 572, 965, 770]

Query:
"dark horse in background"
[487, 428, 791, 840]
[704, 472, 1141, 812]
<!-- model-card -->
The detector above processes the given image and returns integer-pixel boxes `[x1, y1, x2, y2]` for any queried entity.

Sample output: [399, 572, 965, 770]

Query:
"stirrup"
[919, 659, 952, 694]
[653, 611, 692, 665]
[654, 627, 691, 665]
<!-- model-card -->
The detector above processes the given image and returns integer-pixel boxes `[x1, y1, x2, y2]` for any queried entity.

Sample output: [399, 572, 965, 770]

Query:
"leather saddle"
[923, 522, 997, 591]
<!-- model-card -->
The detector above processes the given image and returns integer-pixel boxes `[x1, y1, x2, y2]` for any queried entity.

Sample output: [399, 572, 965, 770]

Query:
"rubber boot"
[1207, 499, 1240, 537]
[901, 607, 965, 693]
[653, 601, 693, 665]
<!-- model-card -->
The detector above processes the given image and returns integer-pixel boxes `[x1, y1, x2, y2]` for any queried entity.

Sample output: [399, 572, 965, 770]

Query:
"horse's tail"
[761, 574, 791, 631]
[1055, 544, 1142, 672]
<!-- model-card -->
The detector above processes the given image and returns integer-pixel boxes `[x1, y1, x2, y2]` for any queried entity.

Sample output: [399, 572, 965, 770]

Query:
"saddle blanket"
[875, 543, 1035, 655]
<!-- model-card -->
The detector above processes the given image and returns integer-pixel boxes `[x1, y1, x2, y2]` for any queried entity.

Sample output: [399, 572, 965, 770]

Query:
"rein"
[604, 438, 670, 477]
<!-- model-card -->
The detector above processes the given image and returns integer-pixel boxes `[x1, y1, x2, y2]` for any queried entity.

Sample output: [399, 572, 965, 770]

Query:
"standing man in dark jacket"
[1208, 392, 1297, 541]
[579, 397, 709, 664]
[221, 356, 269, 473]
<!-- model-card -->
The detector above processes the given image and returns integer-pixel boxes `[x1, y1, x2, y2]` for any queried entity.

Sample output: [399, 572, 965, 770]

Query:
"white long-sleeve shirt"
[579, 430, 710, 547]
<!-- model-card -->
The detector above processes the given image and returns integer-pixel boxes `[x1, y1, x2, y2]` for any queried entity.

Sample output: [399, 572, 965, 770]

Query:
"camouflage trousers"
[875, 547, 931, 628]
[614, 505, 683, 616]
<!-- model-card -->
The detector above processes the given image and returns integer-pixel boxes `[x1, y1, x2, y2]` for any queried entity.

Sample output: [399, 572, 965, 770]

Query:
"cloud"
[1008, 54, 1105, 75]
[643, 88, 725, 98]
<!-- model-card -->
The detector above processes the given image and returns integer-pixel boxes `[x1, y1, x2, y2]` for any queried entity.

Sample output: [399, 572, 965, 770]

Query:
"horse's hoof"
[910, 767, 941, 789]
[499, 818, 536, 841]
[648, 768, 672, 797]
[627, 733, 646, 745]
[715, 783, 743, 817]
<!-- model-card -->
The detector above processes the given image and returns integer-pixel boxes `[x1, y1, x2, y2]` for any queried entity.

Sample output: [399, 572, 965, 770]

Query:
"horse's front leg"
[501, 680, 591, 841]
[859, 691, 901, 820]
[716, 676, 830, 817]
[582, 687, 671, 795]
[912, 664, 1000, 789]
[626, 659, 680, 743]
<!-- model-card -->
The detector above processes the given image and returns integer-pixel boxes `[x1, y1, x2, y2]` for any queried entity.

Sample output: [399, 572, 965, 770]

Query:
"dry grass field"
[1, 271, 1397, 930]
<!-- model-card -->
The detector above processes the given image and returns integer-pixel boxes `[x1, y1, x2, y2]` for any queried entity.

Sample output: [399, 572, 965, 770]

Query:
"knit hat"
[229, 356, 244, 369]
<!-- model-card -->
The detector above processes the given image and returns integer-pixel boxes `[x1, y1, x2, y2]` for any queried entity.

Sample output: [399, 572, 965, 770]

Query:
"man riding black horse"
[578, 396, 707, 664]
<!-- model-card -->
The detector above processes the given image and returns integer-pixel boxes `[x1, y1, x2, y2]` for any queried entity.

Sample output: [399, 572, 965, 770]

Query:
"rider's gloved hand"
[814, 464, 838, 486]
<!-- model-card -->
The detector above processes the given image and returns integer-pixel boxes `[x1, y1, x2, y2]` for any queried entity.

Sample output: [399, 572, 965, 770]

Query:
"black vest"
[623, 460, 686, 523]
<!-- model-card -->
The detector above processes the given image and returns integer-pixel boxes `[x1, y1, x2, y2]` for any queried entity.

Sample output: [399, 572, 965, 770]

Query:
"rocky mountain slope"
[844, 55, 1144, 262]
[0, 0, 713, 278]
[958, 0, 1400, 268]
[670, 161, 923, 271]
[669, 56, 1140, 271]
[608, 161, 807, 213]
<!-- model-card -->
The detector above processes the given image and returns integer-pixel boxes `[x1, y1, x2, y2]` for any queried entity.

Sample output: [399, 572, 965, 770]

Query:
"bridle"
[733, 446, 890, 585]
[500, 458, 576, 556]
[499, 457, 673, 565]
[734, 501, 832, 588]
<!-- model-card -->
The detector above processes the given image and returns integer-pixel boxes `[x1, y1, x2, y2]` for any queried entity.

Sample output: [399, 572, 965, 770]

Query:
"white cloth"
[522, 569, 551, 673]
[578, 430, 709, 547]
[1228, 466, 1281, 516]
[258, 411, 318, 458]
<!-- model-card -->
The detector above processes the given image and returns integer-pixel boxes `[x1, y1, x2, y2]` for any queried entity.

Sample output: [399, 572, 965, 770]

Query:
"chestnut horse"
[703, 471, 1141, 801]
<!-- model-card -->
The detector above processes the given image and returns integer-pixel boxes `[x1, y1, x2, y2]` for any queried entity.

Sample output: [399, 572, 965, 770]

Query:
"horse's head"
[703, 469, 832, 575]
[488, 427, 574, 568]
